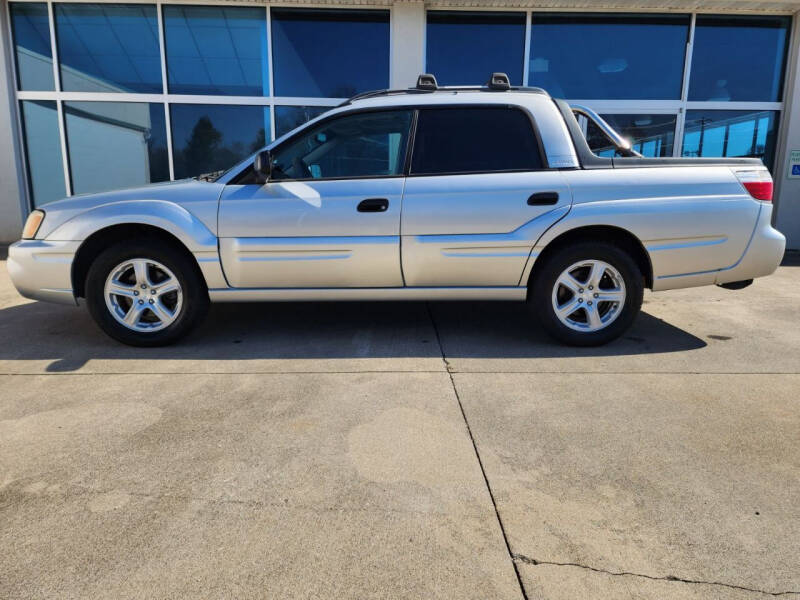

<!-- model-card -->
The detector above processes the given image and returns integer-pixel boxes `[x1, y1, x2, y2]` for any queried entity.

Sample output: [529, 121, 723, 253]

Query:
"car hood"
[36, 179, 224, 240]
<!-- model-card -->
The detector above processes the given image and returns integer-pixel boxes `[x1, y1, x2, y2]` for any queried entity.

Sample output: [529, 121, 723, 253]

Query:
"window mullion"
[47, 1, 72, 195]
[156, 2, 175, 180]
[266, 6, 275, 141]
[522, 12, 531, 87]
[675, 13, 696, 157]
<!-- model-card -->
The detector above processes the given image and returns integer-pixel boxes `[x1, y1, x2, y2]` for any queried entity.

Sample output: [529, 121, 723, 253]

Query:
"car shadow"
[0, 298, 706, 372]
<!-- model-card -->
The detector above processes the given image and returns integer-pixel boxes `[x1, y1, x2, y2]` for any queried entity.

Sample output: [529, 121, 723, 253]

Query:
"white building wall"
[390, 1, 425, 89]
[775, 12, 800, 250]
[0, 0, 26, 242]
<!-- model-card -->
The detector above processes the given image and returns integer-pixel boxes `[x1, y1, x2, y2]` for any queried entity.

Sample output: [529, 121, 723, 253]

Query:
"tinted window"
[64, 101, 169, 194]
[275, 105, 330, 138]
[163, 6, 268, 96]
[271, 9, 389, 97]
[530, 14, 689, 99]
[426, 12, 525, 86]
[689, 16, 790, 102]
[55, 4, 162, 93]
[410, 108, 543, 175]
[170, 104, 270, 179]
[682, 110, 779, 170]
[586, 114, 676, 157]
[9, 3, 54, 91]
[272, 110, 412, 180]
[19, 100, 67, 207]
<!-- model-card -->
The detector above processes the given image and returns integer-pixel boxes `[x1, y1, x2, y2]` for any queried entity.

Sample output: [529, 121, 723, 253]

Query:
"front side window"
[410, 107, 544, 175]
[271, 110, 413, 180]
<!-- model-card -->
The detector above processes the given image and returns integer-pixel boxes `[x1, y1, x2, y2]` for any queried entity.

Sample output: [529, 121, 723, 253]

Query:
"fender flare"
[44, 200, 218, 253]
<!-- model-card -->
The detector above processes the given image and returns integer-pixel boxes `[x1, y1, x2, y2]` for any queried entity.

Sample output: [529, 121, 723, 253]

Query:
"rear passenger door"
[401, 106, 572, 287]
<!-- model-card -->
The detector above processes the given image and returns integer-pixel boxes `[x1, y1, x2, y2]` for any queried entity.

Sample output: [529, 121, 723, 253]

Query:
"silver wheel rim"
[551, 259, 626, 333]
[104, 258, 183, 333]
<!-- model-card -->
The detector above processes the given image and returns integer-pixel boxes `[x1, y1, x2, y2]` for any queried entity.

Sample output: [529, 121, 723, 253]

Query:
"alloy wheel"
[104, 258, 183, 332]
[551, 259, 626, 332]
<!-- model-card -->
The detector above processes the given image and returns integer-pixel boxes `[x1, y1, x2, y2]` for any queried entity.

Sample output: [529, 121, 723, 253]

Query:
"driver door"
[218, 110, 413, 288]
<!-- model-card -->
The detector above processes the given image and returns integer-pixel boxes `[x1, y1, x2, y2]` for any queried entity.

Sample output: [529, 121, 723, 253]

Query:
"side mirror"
[254, 149, 271, 181]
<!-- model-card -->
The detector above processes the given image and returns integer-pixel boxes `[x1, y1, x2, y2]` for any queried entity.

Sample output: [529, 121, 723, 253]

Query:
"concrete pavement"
[1, 255, 799, 599]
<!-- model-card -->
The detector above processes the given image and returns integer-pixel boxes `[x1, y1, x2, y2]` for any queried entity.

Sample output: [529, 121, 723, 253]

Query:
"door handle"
[527, 192, 560, 206]
[357, 198, 389, 212]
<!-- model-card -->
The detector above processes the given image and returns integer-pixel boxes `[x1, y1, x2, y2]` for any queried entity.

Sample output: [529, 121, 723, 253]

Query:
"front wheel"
[529, 242, 643, 346]
[85, 240, 209, 346]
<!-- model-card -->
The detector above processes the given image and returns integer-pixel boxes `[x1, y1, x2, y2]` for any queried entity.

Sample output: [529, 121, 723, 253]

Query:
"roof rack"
[338, 72, 549, 106]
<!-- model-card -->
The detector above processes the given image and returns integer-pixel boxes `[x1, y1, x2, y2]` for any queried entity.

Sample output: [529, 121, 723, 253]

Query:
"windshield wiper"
[194, 170, 225, 182]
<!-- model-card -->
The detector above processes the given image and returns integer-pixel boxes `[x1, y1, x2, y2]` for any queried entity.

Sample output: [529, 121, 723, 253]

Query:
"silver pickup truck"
[8, 73, 786, 347]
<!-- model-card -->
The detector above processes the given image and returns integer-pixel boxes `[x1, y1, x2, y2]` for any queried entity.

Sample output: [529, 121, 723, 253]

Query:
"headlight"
[21, 210, 45, 240]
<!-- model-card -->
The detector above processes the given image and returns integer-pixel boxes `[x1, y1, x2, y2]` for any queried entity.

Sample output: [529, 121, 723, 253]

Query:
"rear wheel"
[530, 241, 643, 346]
[85, 240, 208, 346]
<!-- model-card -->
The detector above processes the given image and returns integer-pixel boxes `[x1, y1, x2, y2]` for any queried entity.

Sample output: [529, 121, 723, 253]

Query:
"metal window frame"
[4, 0, 792, 215]
[5, 0, 383, 213]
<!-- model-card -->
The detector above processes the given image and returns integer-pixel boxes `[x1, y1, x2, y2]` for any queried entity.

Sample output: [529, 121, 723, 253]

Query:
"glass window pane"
[55, 4, 162, 93]
[10, 3, 55, 91]
[64, 102, 169, 195]
[164, 6, 268, 96]
[272, 110, 412, 180]
[426, 12, 525, 86]
[585, 114, 676, 157]
[271, 9, 389, 97]
[682, 110, 779, 170]
[689, 16, 790, 102]
[275, 105, 330, 138]
[530, 14, 689, 100]
[171, 104, 270, 179]
[19, 100, 67, 207]
[410, 108, 543, 175]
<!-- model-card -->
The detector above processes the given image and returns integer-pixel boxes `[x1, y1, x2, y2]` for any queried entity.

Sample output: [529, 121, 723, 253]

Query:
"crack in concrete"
[512, 554, 800, 597]
[425, 302, 528, 600]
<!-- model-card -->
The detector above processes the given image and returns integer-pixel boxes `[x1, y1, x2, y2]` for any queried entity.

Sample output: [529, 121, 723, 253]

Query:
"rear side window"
[410, 107, 544, 175]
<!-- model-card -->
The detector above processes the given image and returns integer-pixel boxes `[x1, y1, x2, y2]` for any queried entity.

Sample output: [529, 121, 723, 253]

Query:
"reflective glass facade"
[170, 104, 270, 179]
[64, 101, 169, 194]
[589, 114, 677, 157]
[682, 111, 780, 169]
[271, 9, 390, 97]
[529, 14, 689, 100]
[9, 3, 54, 91]
[5, 3, 794, 211]
[426, 12, 526, 86]
[55, 4, 162, 93]
[18, 100, 66, 207]
[689, 16, 790, 102]
[163, 6, 268, 96]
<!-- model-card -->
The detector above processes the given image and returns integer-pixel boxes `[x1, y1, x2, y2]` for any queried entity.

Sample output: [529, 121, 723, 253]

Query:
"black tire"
[529, 241, 644, 346]
[85, 239, 209, 347]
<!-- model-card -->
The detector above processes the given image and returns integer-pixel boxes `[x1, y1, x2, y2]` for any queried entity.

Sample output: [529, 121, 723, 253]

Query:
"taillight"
[734, 169, 773, 202]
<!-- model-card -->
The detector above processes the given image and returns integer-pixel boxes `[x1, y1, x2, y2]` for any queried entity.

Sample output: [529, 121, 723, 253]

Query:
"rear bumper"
[7, 239, 81, 305]
[716, 205, 786, 286]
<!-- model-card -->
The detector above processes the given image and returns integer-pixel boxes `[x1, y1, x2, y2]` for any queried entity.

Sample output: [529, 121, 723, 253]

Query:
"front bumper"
[7, 239, 81, 305]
